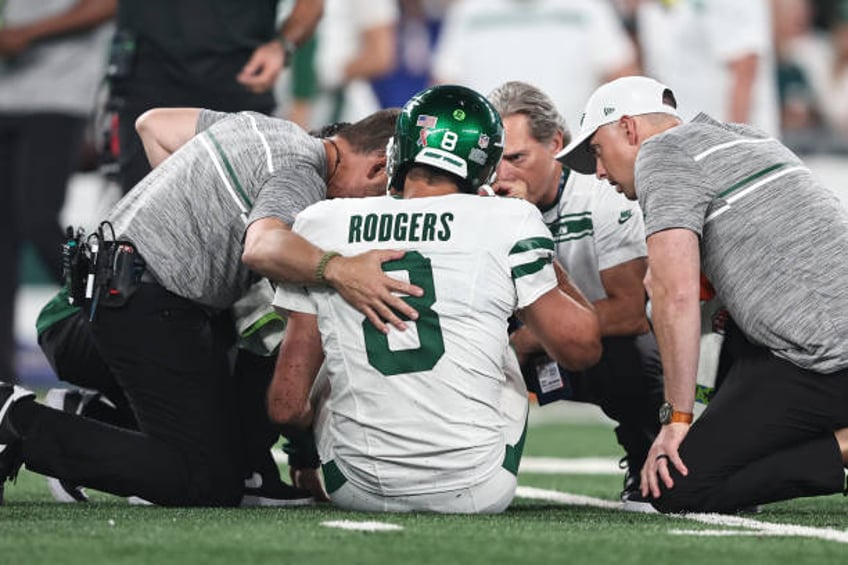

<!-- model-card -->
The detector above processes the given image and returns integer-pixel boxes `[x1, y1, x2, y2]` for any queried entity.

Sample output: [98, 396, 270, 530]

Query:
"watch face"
[659, 401, 672, 425]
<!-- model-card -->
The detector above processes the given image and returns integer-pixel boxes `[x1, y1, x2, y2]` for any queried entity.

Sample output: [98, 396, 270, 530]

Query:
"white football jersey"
[274, 193, 556, 496]
[542, 171, 646, 302]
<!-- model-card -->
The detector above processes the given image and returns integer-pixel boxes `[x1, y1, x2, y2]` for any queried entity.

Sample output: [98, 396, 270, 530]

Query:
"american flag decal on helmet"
[416, 115, 438, 128]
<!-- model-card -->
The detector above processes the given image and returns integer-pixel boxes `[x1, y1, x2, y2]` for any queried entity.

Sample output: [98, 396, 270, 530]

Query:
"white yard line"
[516, 486, 623, 510]
[519, 457, 621, 475]
[321, 520, 403, 532]
[668, 529, 786, 537]
[275, 451, 848, 544]
[515, 486, 848, 545]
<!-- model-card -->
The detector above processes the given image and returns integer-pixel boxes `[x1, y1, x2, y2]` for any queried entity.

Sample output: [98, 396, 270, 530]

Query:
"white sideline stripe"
[321, 520, 403, 532]
[669, 529, 786, 537]
[272, 453, 622, 475]
[515, 486, 848, 545]
[520, 457, 621, 475]
[668, 530, 783, 538]
[517, 486, 622, 510]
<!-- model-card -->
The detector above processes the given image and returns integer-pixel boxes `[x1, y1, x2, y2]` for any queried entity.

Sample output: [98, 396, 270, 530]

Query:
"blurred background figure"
[768, 0, 848, 153]
[370, 0, 451, 110]
[0, 0, 116, 385]
[820, 1, 848, 133]
[431, 0, 638, 129]
[286, 0, 398, 129]
[773, 0, 829, 134]
[636, 0, 780, 136]
[109, 0, 323, 194]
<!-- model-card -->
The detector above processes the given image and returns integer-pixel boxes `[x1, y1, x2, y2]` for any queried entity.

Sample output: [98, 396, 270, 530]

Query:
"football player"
[268, 85, 602, 513]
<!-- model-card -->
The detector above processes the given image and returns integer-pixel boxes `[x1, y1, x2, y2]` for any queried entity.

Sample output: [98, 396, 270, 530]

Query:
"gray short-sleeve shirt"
[636, 114, 848, 373]
[107, 110, 327, 309]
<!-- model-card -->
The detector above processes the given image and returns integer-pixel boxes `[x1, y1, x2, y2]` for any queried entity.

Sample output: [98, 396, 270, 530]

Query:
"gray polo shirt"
[636, 113, 848, 374]
[107, 110, 327, 309]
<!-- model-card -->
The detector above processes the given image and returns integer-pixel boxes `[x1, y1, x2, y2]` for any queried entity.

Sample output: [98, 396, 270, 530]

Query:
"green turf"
[523, 422, 621, 459]
[1, 422, 846, 565]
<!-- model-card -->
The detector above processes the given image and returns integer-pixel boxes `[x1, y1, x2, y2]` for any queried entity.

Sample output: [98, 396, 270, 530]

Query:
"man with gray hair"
[488, 81, 663, 508]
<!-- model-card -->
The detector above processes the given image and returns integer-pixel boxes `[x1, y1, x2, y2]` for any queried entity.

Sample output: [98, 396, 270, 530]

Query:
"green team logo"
[452, 109, 466, 121]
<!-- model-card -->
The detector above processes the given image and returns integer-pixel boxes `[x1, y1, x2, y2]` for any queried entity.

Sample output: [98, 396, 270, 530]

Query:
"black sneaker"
[241, 471, 315, 507]
[43, 388, 110, 503]
[0, 382, 36, 505]
[619, 460, 657, 514]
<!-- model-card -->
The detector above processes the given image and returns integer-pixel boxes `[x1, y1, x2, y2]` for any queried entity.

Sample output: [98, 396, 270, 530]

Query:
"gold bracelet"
[315, 251, 341, 283]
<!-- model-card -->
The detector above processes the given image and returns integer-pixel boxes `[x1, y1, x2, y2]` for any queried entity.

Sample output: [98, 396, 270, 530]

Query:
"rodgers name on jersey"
[348, 212, 455, 244]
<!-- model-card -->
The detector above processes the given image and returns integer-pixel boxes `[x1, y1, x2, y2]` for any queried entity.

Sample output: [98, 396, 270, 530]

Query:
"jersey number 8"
[363, 251, 445, 376]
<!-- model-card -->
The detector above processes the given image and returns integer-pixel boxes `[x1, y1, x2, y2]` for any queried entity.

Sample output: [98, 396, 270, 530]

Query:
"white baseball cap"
[555, 76, 679, 174]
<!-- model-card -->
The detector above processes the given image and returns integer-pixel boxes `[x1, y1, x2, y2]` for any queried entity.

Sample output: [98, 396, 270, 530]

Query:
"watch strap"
[659, 400, 693, 425]
[276, 36, 297, 68]
[668, 410, 693, 424]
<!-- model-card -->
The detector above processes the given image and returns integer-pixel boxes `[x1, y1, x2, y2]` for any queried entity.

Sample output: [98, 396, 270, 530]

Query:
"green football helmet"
[387, 84, 504, 194]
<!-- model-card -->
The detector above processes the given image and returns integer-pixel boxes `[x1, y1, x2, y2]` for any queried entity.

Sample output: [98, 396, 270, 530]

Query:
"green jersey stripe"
[502, 419, 528, 476]
[509, 236, 554, 255]
[548, 211, 591, 220]
[718, 162, 789, 199]
[553, 232, 593, 243]
[198, 134, 249, 216]
[705, 165, 806, 223]
[511, 257, 551, 280]
[206, 131, 253, 209]
[547, 217, 593, 239]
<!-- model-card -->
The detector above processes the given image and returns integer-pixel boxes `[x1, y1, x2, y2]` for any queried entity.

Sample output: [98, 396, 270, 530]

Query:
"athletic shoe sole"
[241, 493, 315, 507]
[46, 476, 89, 503]
[621, 498, 659, 514]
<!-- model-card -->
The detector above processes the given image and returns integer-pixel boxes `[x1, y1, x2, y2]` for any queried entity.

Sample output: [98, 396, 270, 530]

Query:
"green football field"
[1, 406, 846, 565]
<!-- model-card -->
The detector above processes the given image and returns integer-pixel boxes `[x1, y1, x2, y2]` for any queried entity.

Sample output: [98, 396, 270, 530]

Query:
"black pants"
[38, 309, 136, 429]
[0, 113, 85, 384]
[36, 302, 282, 494]
[569, 332, 664, 477]
[654, 325, 848, 513]
[17, 283, 243, 506]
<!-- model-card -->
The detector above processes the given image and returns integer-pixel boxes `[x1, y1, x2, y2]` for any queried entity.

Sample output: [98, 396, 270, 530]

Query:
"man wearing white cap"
[557, 75, 848, 513]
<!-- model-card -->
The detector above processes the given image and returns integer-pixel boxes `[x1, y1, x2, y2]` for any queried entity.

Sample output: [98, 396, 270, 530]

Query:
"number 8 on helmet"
[386, 84, 505, 195]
